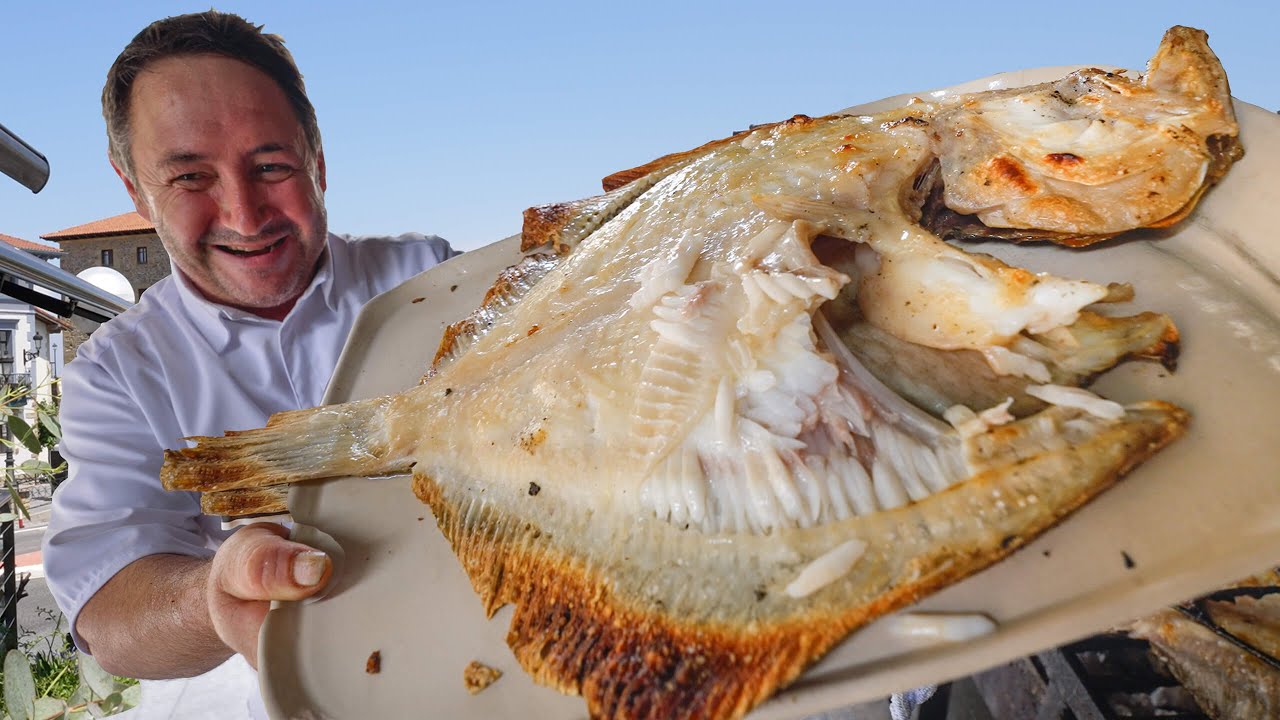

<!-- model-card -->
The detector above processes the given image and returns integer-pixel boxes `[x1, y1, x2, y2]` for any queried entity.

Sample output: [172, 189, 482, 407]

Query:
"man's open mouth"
[216, 237, 286, 257]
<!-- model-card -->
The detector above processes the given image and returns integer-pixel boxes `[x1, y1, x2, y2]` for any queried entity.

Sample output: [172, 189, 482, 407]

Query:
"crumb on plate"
[464, 660, 502, 694]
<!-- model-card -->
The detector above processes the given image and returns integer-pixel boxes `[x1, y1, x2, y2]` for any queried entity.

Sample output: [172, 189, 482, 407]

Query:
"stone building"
[42, 211, 168, 360]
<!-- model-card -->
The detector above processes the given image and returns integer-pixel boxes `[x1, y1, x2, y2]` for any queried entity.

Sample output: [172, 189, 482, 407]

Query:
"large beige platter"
[259, 68, 1280, 720]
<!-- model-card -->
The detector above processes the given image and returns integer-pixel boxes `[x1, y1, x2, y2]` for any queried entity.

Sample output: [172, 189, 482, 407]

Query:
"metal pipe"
[0, 122, 50, 194]
[0, 243, 133, 322]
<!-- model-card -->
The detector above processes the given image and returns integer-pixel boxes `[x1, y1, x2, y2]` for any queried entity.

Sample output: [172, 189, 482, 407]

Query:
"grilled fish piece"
[1128, 571, 1280, 719]
[163, 26, 1234, 720]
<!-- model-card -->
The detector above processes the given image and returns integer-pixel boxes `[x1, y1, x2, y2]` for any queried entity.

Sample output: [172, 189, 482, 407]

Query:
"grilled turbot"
[164, 26, 1237, 720]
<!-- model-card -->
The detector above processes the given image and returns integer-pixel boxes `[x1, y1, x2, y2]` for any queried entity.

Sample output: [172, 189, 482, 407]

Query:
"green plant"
[30, 401, 61, 453]
[1, 611, 139, 720]
[0, 385, 63, 524]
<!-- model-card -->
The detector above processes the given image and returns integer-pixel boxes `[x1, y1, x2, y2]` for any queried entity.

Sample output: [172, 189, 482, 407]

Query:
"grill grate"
[964, 574, 1280, 720]
[972, 633, 1210, 720]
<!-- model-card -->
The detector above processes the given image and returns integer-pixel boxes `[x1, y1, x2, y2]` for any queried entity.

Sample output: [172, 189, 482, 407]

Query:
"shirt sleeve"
[42, 349, 228, 650]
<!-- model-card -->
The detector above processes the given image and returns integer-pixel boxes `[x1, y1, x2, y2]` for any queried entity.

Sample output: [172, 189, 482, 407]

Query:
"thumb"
[212, 522, 333, 602]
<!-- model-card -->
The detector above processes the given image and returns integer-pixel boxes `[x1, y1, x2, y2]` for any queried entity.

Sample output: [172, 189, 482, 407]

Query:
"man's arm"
[77, 523, 332, 678]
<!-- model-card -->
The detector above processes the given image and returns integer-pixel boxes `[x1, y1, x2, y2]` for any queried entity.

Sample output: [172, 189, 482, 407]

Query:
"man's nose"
[219, 175, 270, 237]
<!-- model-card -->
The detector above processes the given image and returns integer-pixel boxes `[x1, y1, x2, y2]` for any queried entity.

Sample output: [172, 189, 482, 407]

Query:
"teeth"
[218, 238, 285, 256]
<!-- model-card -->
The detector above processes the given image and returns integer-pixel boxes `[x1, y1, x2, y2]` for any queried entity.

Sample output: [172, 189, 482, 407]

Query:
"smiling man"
[42, 11, 456, 718]
[118, 53, 330, 320]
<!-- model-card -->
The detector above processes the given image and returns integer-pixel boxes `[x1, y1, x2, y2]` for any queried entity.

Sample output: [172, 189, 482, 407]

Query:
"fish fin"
[523, 159, 689, 254]
[201, 486, 288, 516]
[429, 254, 561, 377]
[602, 132, 753, 193]
[602, 114, 827, 192]
[824, 304, 1182, 418]
[161, 395, 409, 493]
[413, 399, 1186, 720]
[1036, 309, 1180, 374]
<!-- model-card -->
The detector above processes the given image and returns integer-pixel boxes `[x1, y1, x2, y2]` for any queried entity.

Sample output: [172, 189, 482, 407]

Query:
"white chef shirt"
[42, 231, 457, 718]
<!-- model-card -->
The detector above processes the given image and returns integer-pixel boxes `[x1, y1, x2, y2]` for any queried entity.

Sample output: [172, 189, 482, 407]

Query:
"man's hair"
[103, 10, 321, 180]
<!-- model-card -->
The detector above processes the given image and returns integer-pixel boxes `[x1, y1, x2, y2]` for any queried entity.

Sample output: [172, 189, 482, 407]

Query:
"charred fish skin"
[414, 402, 1185, 720]
[161, 26, 1235, 720]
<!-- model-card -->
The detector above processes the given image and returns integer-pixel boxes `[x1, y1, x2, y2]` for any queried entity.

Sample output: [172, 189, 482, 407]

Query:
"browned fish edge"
[410, 403, 1187, 720]
[428, 253, 560, 378]
[201, 486, 288, 516]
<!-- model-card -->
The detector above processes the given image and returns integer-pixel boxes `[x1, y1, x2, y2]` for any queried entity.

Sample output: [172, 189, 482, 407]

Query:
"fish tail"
[161, 395, 410, 493]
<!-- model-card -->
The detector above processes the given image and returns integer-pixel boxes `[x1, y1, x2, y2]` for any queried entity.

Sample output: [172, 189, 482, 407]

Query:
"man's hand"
[77, 523, 333, 679]
[208, 522, 333, 669]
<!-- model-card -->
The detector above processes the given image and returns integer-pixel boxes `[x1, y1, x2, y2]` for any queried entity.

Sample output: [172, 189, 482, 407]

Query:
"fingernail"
[292, 550, 329, 586]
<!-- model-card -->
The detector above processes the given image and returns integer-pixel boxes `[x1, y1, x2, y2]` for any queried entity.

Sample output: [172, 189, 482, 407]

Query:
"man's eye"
[172, 173, 211, 189]
[257, 164, 295, 181]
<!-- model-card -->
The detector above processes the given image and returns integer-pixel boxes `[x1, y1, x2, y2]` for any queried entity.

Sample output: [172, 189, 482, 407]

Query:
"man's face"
[116, 54, 328, 319]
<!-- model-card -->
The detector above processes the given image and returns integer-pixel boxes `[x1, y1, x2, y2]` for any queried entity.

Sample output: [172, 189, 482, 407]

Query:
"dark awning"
[0, 242, 132, 324]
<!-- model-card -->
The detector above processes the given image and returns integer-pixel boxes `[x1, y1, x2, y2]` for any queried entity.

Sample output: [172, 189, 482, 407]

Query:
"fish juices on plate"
[164, 26, 1239, 720]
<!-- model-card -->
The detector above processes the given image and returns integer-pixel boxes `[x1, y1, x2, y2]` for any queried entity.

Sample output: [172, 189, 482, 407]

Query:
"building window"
[137, 246, 148, 264]
[101, 249, 114, 266]
[0, 329, 10, 361]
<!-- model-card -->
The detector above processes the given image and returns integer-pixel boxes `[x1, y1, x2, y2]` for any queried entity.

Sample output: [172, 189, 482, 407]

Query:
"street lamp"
[22, 333, 42, 364]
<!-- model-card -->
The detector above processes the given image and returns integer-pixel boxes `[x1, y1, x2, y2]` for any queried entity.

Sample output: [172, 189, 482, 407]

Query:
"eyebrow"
[158, 143, 293, 168]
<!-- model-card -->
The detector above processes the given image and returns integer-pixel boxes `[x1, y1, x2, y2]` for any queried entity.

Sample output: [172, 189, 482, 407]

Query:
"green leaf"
[0, 512, 15, 522]
[75, 653, 115, 700]
[5, 412, 41, 450]
[18, 460, 52, 475]
[35, 406, 60, 444]
[4, 648, 37, 720]
[63, 687, 88, 720]
[30, 698, 65, 720]
[119, 684, 140, 708]
[6, 415, 41, 455]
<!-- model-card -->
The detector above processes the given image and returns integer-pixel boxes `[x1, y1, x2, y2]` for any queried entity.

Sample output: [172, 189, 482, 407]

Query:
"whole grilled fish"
[164, 27, 1237, 720]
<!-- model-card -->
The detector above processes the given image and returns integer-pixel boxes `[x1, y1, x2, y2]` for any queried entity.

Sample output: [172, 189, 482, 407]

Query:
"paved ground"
[8, 495, 66, 647]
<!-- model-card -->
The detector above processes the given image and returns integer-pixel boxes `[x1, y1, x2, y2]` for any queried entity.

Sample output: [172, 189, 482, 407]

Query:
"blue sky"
[2, 1, 1276, 251]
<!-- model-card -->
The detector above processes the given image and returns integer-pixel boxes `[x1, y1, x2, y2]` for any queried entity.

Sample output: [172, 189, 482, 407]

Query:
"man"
[42, 11, 456, 717]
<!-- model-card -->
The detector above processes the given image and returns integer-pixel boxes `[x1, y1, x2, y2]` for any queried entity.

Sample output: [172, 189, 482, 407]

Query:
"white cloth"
[43, 232, 456, 719]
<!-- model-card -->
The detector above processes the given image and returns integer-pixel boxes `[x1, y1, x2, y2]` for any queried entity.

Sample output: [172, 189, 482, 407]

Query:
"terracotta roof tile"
[35, 307, 74, 332]
[0, 232, 64, 255]
[41, 211, 155, 241]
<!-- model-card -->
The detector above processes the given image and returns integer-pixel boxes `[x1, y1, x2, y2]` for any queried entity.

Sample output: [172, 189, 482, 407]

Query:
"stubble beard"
[156, 207, 329, 312]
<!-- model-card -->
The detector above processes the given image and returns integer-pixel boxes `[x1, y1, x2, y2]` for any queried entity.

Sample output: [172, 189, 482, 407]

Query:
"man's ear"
[316, 149, 327, 193]
[110, 156, 151, 222]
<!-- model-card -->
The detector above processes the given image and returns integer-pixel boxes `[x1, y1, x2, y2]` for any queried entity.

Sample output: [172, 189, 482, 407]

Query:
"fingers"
[206, 522, 335, 669]
[211, 522, 333, 602]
